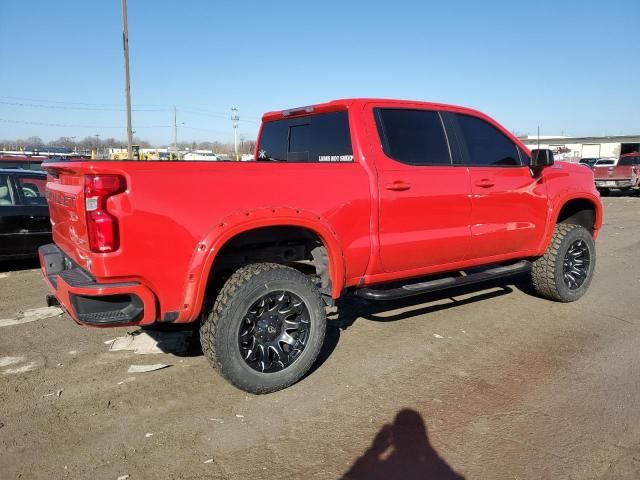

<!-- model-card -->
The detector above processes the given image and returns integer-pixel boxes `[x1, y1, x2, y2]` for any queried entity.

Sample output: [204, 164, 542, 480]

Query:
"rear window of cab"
[257, 111, 353, 163]
[619, 156, 640, 166]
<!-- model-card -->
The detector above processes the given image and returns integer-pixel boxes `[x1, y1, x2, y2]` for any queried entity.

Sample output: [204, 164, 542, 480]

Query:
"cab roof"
[261, 98, 488, 122]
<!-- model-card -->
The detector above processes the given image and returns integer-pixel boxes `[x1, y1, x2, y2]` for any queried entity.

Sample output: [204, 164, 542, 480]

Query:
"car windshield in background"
[257, 111, 353, 163]
[595, 160, 615, 166]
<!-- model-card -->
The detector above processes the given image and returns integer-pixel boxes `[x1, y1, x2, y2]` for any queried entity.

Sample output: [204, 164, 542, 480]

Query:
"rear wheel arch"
[193, 213, 345, 318]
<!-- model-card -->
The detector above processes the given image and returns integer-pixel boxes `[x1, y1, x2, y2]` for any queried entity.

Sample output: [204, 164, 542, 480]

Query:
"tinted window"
[374, 109, 451, 165]
[596, 160, 615, 166]
[518, 147, 530, 165]
[257, 111, 353, 163]
[0, 174, 16, 206]
[456, 114, 520, 166]
[0, 162, 23, 169]
[618, 156, 640, 166]
[14, 174, 47, 205]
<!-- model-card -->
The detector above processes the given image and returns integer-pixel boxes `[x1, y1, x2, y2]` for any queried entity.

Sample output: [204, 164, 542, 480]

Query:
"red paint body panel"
[468, 166, 548, 259]
[40, 98, 603, 327]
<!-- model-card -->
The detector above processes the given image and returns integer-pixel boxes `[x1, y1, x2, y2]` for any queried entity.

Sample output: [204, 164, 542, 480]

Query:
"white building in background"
[520, 135, 640, 162]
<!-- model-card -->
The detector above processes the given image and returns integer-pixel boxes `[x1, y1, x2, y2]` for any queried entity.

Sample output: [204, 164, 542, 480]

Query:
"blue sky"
[0, 0, 638, 144]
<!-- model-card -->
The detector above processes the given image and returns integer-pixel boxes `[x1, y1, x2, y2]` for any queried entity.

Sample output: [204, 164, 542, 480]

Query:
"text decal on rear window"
[319, 155, 353, 162]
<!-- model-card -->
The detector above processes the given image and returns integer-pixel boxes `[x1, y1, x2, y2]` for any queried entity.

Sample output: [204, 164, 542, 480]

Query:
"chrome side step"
[354, 260, 531, 301]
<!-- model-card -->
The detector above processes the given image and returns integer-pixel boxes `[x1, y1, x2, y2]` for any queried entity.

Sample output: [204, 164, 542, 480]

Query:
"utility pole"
[121, 0, 134, 159]
[173, 106, 178, 150]
[231, 107, 239, 160]
[95, 134, 101, 158]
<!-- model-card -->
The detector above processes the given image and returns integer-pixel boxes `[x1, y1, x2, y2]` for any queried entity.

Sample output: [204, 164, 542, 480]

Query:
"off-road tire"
[200, 263, 326, 394]
[530, 224, 595, 302]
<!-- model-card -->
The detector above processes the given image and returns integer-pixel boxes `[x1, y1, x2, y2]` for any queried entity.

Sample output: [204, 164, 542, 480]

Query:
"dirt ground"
[1, 195, 639, 480]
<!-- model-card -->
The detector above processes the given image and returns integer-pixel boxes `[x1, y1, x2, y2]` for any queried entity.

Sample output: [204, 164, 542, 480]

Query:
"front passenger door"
[446, 113, 548, 259]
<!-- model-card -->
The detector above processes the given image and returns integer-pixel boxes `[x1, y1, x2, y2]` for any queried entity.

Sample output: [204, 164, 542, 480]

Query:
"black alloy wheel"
[239, 291, 310, 373]
[562, 239, 591, 290]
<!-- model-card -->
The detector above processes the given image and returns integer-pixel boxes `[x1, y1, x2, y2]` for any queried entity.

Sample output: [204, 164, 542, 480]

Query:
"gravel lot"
[1, 195, 639, 480]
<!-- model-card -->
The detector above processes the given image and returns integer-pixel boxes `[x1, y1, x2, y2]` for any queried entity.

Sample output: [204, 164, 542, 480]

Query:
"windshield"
[595, 160, 615, 166]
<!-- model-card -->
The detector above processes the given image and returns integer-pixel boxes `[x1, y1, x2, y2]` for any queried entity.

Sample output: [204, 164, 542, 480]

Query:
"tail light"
[84, 175, 126, 252]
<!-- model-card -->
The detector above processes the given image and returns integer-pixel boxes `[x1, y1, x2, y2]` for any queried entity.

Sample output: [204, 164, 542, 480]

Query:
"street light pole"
[231, 107, 239, 160]
[173, 105, 178, 149]
[121, 0, 134, 159]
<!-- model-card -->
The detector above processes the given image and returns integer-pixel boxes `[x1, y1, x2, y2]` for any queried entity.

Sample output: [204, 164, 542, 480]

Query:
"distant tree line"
[0, 135, 256, 154]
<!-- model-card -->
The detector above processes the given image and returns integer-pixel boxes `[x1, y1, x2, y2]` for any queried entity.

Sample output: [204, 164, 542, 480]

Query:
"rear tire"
[598, 188, 610, 196]
[530, 224, 595, 302]
[200, 263, 326, 394]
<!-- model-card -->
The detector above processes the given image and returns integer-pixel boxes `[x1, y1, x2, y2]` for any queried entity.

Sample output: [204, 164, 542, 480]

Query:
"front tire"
[530, 224, 596, 302]
[200, 263, 326, 394]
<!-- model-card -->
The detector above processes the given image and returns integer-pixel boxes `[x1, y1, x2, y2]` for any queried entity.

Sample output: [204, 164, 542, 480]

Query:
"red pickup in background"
[594, 153, 640, 195]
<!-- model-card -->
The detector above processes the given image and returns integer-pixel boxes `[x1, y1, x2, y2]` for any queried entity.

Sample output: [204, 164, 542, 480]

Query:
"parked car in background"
[593, 158, 618, 168]
[579, 158, 598, 169]
[0, 169, 51, 260]
[594, 153, 640, 195]
[0, 155, 47, 171]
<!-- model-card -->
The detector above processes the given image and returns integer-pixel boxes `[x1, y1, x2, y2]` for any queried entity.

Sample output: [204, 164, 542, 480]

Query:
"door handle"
[475, 179, 495, 188]
[385, 181, 411, 191]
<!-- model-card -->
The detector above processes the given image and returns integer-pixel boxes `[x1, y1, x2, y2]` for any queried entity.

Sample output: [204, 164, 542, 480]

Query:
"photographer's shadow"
[342, 409, 464, 480]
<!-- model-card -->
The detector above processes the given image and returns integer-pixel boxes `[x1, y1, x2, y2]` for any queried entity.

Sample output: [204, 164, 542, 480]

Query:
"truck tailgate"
[594, 165, 634, 180]
[45, 166, 90, 265]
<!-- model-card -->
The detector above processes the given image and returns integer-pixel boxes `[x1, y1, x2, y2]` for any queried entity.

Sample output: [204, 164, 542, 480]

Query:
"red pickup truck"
[594, 153, 640, 195]
[40, 98, 602, 393]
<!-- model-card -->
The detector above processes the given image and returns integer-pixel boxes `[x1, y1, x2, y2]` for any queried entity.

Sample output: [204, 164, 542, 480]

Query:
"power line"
[181, 125, 236, 135]
[0, 95, 262, 121]
[0, 100, 166, 112]
[0, 118, 170, 129]
[0, 95, 168, 108]
[179, 108, 260, 123]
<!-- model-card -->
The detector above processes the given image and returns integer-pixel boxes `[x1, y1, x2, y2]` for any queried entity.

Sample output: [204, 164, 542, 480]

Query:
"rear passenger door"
[443, 112, 548, 259]
[367, 105, 472, 273]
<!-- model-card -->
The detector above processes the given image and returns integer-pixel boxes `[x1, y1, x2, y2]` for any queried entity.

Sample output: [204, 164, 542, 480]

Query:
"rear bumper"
[38, 244, 157, 327]
[595, 179, 637, 188]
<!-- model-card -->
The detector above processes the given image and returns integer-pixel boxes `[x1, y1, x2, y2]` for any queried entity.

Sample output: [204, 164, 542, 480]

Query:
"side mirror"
[530, 149, 554, 168]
